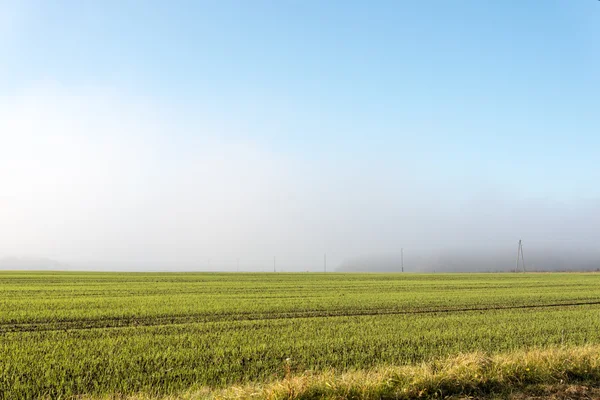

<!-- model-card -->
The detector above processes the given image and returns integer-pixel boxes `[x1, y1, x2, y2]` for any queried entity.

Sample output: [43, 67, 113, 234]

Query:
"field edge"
[76, 344, 600, 399]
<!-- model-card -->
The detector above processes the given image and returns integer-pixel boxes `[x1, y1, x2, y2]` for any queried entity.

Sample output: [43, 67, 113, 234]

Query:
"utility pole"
[324, 253, 327, 273]
[401, 248, 404, 273]
[516, 240, 526, 272]
[520, 241, 525, 272]
[273, 256, 276, 273]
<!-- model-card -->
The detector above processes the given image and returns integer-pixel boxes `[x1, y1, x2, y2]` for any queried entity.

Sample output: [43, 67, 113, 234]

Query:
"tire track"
[2, 300, 600, 334]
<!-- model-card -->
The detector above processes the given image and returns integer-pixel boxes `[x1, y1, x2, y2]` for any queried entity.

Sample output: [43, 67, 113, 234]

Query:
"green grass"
[202, 345, 600, 400]
[1, 272, 600, 398]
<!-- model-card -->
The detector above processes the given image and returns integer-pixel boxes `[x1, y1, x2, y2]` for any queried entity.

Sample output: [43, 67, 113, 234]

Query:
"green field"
[1, 272, 600, 398]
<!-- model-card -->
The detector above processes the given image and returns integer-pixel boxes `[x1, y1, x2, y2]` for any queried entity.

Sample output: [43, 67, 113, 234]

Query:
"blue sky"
[1, 1, 599, 269]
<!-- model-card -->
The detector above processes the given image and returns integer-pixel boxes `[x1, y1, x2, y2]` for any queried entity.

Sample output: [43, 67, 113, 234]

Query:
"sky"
[1, 0, 599, 271]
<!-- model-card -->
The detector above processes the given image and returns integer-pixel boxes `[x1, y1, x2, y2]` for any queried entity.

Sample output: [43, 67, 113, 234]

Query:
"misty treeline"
[339, 244, 600, 272]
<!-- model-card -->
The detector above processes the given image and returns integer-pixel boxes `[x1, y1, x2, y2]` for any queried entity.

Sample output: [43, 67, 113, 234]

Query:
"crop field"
[1, 272, 600, 398]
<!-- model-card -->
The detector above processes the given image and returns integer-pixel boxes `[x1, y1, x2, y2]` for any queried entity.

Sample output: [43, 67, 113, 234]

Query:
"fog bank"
[338, 244, 600, 273]
[1, 84, 599, 272]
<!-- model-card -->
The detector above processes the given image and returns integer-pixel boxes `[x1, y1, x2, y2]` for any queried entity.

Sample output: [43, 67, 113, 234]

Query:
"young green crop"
[1, 272, 600, 398]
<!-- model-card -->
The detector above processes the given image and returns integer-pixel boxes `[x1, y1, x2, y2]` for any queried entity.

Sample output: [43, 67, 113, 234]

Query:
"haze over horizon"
[1, 1, 599, 272]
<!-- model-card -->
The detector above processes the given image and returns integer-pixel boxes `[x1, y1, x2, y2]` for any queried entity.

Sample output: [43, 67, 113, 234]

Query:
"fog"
[1, 1, 599, 272]
[1, 83, 599, 272]
[339, 245, 600, 273]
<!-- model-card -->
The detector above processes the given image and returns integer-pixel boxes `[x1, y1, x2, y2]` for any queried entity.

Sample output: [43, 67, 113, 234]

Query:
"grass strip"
[79, 345, 600, 399]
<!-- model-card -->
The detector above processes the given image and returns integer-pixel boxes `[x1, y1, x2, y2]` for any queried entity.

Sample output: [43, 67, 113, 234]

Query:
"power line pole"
[324, 253, 327, 273]
[520, 241, 525, 272]
[516, 240, 520, 272]
[516, 240, 526, 272]
[401, 248, 404, 273]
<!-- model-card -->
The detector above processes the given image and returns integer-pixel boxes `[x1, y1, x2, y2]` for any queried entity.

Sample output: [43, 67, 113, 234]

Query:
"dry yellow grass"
[81, 345, 600, 400]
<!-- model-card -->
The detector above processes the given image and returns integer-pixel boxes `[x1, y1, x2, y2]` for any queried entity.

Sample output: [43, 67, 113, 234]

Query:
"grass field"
[1, 272, 600, 399]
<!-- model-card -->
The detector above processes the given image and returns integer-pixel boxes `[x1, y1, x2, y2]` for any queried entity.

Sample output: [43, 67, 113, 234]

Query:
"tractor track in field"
[2, 300, 600, 334]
